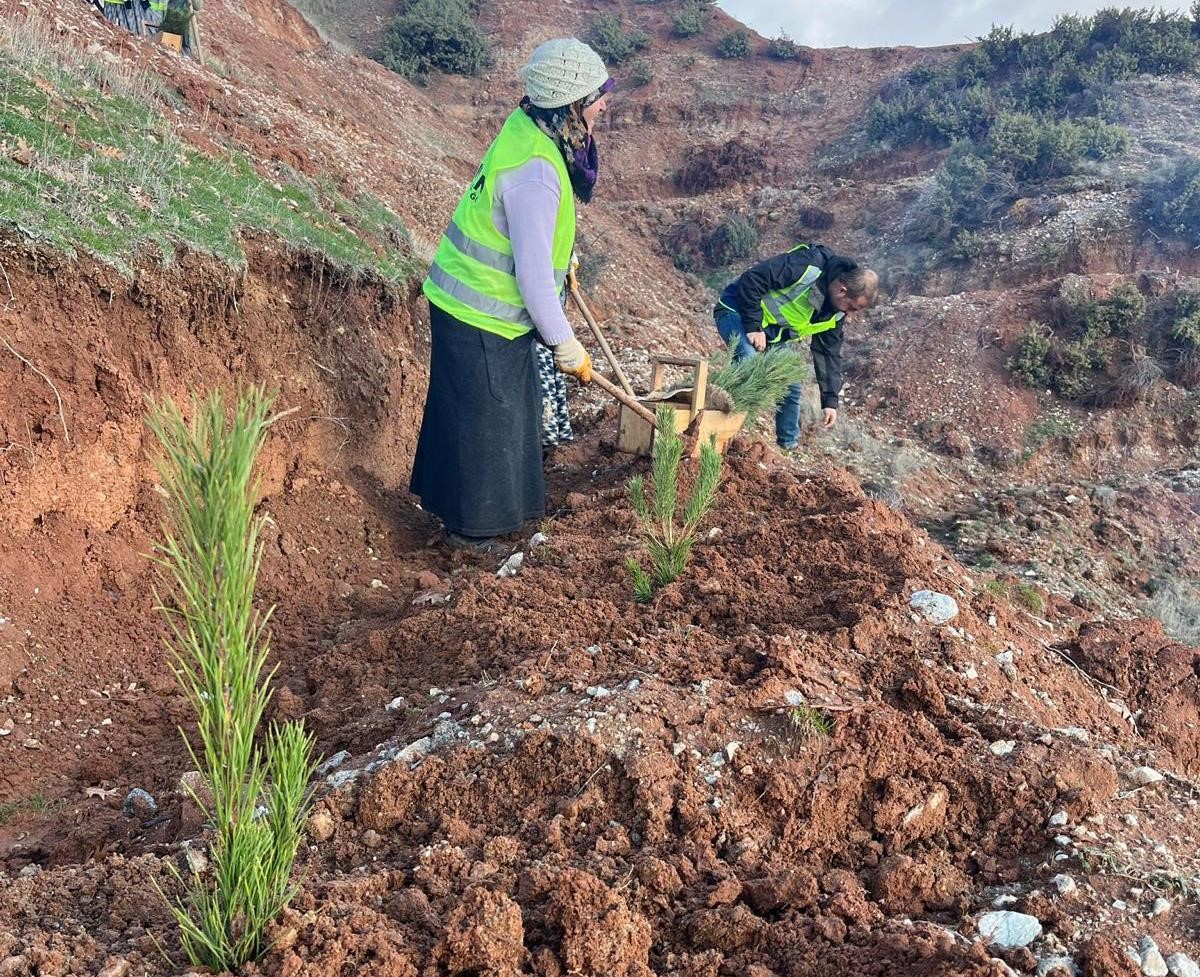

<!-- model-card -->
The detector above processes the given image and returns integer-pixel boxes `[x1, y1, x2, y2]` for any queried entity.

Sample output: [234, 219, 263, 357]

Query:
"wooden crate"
[159, 31, 184, 53]
[616, 355, 745, 458]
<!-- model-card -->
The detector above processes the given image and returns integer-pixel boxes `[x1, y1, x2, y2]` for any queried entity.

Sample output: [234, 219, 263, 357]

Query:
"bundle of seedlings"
[707, 339, 811, 424]
[626, 404, 723, 602]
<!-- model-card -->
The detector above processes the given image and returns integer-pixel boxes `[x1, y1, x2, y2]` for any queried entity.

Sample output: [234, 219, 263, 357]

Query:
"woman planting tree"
[411, 39, 613, 553]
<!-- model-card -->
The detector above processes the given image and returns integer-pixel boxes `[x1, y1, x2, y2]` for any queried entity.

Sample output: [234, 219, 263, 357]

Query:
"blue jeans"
[715, 307, 803, 449]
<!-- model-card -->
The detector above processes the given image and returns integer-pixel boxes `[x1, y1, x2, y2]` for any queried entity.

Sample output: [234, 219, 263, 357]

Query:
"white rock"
[628, 679, 641, 691]
[385, 697, 405, 713]
[1049, 811, 1069, 827]
[990, 740, 1016, 757]
[528, 532, 549, 549]
[497, 552, 524, 578]
[1056, 727, 1090, 743]
[1152, 898, 1171, 917]
[977, 910, 1042, 948]
[992, 894, 1018, 908]
[725, 742, 742, 761]
[1065, 495, 1078, 504]
[326, 768, 359, 789]
[1037, 957, 1080, 977]
[1129, 766, 1164, 785]
[1114, 899, 1129, 910]
[1052, 874, 1076, 895]
[315, 750, 350, 776]
[586, 686, 611, 699]
[1055, 835, 1073, 846]
[397, 737, 432, 764]
[1166, 953, 1200, 977]
[672, 742, 686, 756]
[910, 590, 959, 625]
[784, 689, 805, 706]
[1140, 936, 1168, 977]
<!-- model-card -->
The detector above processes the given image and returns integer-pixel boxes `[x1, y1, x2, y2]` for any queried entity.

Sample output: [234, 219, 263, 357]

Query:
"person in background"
[714, 243, 879, 450]
[410, 39, 613, 552]
[100, 0, 146, 36]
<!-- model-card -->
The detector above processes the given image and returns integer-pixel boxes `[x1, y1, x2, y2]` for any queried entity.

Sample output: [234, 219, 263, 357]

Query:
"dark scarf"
[520, 97, 600, 204]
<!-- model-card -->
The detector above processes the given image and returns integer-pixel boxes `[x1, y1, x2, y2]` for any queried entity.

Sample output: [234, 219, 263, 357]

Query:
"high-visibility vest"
[759, 245, 843, 345]
[423, 109, 575, 340]
[149, 0, 166, 11]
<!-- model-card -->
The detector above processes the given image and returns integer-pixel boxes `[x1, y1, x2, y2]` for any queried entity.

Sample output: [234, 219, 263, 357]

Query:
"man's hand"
[747, 331, 767, 352]
[554, 337, 592, 383]
[821, 408, 838, 429]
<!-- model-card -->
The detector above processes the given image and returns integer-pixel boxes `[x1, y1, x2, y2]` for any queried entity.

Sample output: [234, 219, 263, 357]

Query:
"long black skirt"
[410, 302, 544, 537]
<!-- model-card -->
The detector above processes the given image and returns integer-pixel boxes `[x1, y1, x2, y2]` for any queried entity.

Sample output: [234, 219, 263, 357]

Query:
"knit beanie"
[521, 38, 610, 109]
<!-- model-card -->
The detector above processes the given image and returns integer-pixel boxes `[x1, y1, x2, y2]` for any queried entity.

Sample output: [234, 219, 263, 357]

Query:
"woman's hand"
[554, 337, 592, 383]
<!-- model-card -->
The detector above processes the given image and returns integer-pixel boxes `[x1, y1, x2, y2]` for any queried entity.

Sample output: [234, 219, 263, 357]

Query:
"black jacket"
[716, 244, 856, 411]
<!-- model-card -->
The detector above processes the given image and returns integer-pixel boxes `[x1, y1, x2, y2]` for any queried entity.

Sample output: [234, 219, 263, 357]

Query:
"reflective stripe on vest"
[761, 260, 842, 344]
[423, 110, 575, 340]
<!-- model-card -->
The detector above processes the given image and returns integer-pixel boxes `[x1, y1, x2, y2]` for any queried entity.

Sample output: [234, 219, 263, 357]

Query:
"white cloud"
[719, 0, 1193, 48]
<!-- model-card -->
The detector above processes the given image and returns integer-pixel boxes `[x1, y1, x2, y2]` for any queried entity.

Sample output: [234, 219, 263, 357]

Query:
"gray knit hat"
[521, 38, 610, 109]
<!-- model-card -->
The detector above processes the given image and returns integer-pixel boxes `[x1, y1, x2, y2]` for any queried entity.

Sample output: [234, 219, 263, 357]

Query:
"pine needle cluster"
[626, 404, 723, 601]
[147, 387, 315, 970]
[709, 339, 810, 426]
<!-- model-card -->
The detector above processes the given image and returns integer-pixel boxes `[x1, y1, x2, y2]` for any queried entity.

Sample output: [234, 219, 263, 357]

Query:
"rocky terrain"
[0, 0, 1197, 975]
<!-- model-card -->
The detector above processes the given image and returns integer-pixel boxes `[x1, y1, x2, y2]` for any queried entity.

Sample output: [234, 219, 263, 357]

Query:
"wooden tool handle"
[591, 372, 657, 429]
[568, 282, 636, 399]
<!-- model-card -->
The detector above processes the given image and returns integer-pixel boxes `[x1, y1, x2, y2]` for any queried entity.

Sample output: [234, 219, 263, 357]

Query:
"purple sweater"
[494, 158, 575, 347]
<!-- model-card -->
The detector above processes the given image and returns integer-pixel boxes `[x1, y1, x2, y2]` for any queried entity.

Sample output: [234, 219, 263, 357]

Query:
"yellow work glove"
[553, 337, 592, 383]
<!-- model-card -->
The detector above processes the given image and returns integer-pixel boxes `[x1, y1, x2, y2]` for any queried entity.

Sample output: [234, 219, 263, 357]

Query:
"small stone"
[1129, 766, 1164, 786]
[497, 552, 524, 578]
[1049, 811, 1069, 827]
[326, 768, 360, 789]
[1140, 936, 1168, 977]
[910, 590, 959, 625]
[1052, 874, 1076, 895]
[586, 686, 611, 699]
[22, 738, 40, 749]
[122, 788, 158, 819]
[307, 810, 335, 842]
[398, 736, 433, 763]
[1055, 835, 1073, 846]
[976, 910, 1042, 948]
[385, 697, 405, 713]
[528, 532, 549, 549]
[315, 750, 350, 776]
[361, 829, 382, 849]
[990, 740, 1016, 757]
[1166, 953, 1200, 977]
[627, 679, 641, 691]
[672, 742, 686, 757]
[1125, 813, 1140, 827]
[993, 894, 1018, 908]
[1151, 898, 1171, 917]
[1037, 957, 1080, 977]
[725, 742, 742, 761]
[529, 714, 543, 724]
[1057, 727, 1090, 743]
[97, 960, 130, 977]
[18, 864, 39, 878]
[1113, 899, 1129, 910]
[179, 844, 208, 876]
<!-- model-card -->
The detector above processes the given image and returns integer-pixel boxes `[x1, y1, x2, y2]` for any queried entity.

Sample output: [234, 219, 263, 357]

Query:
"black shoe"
[444, 531, 511, 558]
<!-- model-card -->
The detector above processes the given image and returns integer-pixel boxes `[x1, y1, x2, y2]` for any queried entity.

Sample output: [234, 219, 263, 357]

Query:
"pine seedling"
[626, 404, 723, 599]
[147, 387, 316, 971]
[709, 338, 810, 426]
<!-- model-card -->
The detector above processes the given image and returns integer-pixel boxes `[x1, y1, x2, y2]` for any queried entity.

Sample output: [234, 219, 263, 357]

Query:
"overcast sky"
[719, 0, 1193, 49]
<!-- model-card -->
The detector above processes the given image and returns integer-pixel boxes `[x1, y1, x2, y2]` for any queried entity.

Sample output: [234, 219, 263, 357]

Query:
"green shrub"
[1054, 339, 1099, 399]
[1084, 284, 1146, 340]
[1139, 155, 1200, 240]
[717, 29, 751, 59]
[672, 3, 709, 37]
[148, 388, 315, 970]
[1171, 293, 1200, 346]
[703, 215, 757, 267]
[1013, 582, 1047, 615]
[627, 404, 723, 600]
[1008, 322, 1053, 388]
[376, 0, 492, 81]
[588, 13, 650, 65]
[768, 33, 806, 61]
[629, 57, 653, 87]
